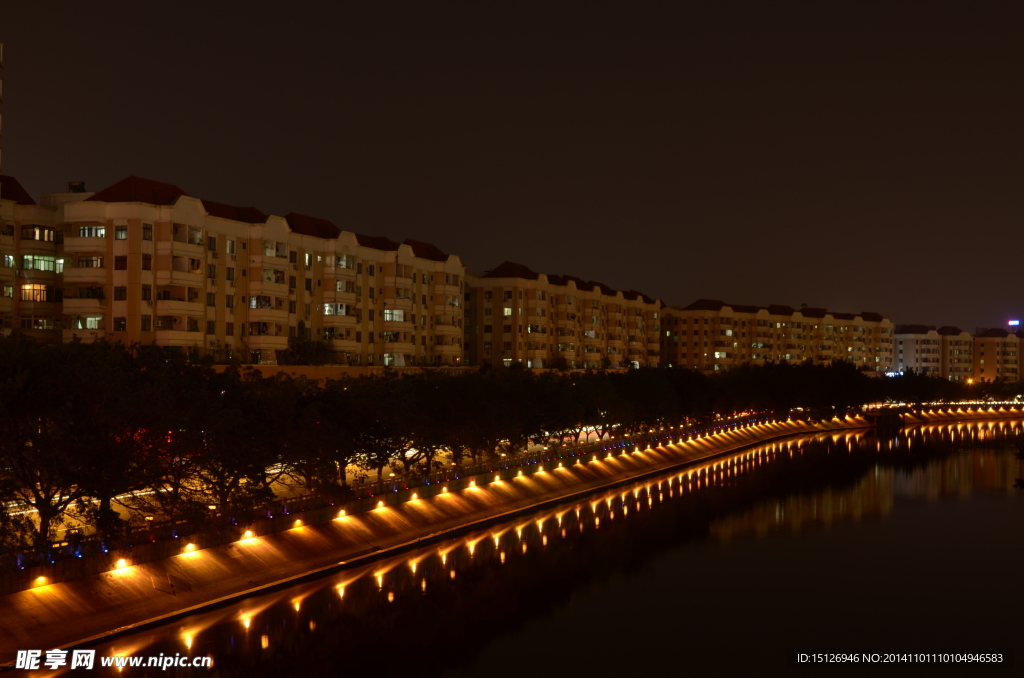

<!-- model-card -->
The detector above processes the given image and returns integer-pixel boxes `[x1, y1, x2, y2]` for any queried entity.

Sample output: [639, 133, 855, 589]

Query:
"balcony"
[63, 297, 107, 315]
[154, 330, 205, 347]
[63, 267, 107, 285]
[245, 335, 289, 351]
[63, 328, 107, 343]
[156, 268, 203, 287]
[61, 236, 105, 254]
[323, 314, 357, 327]
[156, 240, 203, 259]
[248, 308, 288, 324]
[155, 299, 204, 316]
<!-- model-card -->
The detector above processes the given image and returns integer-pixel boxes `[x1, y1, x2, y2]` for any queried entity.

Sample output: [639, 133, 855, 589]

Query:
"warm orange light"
[115, 558, 128, 569]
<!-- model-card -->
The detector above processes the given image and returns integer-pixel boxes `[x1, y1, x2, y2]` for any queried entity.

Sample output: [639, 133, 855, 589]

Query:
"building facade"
[661, 299, 895, 373]
[972, 328, 1020, 382]
[4, 175, 465, 366]
[464, 261, 661, 369]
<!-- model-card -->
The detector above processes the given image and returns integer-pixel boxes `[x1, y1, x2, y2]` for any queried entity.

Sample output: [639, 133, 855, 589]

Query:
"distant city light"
[1009, 320, 1020, 326]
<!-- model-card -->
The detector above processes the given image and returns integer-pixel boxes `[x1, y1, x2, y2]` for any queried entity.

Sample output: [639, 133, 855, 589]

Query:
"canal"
[36, 421, 1024, 676]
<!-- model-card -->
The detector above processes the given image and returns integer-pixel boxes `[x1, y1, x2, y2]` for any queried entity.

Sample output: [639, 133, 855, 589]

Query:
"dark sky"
[3, 1, 1021, 330]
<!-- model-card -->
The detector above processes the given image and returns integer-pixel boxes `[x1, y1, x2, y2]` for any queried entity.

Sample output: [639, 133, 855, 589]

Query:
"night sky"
[3, 1, 1021, 331]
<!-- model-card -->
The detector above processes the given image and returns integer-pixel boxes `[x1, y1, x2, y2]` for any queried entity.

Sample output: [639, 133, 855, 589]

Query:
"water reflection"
[37, 421, 1024, 677]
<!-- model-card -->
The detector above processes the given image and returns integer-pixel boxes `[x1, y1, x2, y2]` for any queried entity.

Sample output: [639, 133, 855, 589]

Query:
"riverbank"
[1, 407, 1020, 664]
[0, 418, 859, 663]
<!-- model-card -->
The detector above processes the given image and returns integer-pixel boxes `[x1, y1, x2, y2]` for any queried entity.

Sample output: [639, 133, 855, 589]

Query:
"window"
[305, 278, 312, 292]
[1, 254, 12, 267]
[226, 239, 235, 254]
[207, 320, 216, 334]
[289, 276, 296, 289]
[384, 309, 405, 322]
[288, 300, 297, 313]
[207, 264, 217, 279]
[78, 256, 103, 268]
[226, 267, 235, 281]
[304, 252, 312, 268]
[115, 226, 128, 240]
[77, 225, 105, 238]
[483, 324, 493, 333]
[21, 226, 55, 241]
[142, 284, 152, 301]
[142, 223, 153, 240]
[113, 317, 127, 332]
[324, 303, 347, 315]
[226, 322, 234, 335]
[338, 254, 356, 269]
[114, 286, 127, 301]
[207, 236, 217, 251]
[114, 256, 128, 270]
[142, 254, 152, 270]
[289, 250, 298, 264]
[262, 268, 285, 284]
[503, 307, 512, 316]
[22, 255, 57, 272]
[207, 292, 216, 307]
[368, 265, 375, 276]
[225, 295, 234, 309]
[2, 285, 12, 298]
[141, 315, 151, 332]
[250, 295, 273, 309]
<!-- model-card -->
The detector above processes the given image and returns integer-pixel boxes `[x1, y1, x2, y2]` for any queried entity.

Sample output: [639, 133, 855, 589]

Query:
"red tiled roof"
[546, 274, 569, 286]
[860, 311, 884, 322]
[683, 299, 727, 311]
[626, 290, 656, 305]
[766, 304, 796, 316]
[937, 326, 965, 336]
[355, 233, 400, 251]
[832, 312, 856, 320]
[86, 176, 187, 205]
[799, 307, 827, 318]
[562, 275, 594, 291]
[896, 324, 935, 335]
[0, 175, 36, 205]
[977, 327, 1011, 338]
[592, 282, 618, 297]
[483, 261, 539, 280]
[404, 238, 448, 262]
[202, 199, 268, 224]
[732, 304, 761, 314]
[286, 213, 341, 239]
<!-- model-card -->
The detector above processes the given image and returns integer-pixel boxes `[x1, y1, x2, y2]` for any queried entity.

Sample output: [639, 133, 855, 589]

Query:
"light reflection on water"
[38, 421, 1024, 677]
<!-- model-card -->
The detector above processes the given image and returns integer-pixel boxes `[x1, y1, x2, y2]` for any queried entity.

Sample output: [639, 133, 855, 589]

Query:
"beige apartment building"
[973, 328, 1020, 382]
[464, 261, 661, 369]
[895, 325, 974, 381]
[4, 175, 465, 366]
[661, 299, 895, 373]
[1, 175, 95, 342]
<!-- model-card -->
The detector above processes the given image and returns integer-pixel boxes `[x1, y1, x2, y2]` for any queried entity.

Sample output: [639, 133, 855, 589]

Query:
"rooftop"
[0, 175, 37, 205]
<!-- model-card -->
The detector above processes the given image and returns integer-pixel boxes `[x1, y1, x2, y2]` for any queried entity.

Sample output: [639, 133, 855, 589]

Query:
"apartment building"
[938, 326, 974, 381]
[894, 325, 941, 376]
[661, 299, 894, 373]
[6, 175, 465, 366]
[973, 328, 1020, 382]
[464, 261, 661, 369]
[0, 175, 96, 342]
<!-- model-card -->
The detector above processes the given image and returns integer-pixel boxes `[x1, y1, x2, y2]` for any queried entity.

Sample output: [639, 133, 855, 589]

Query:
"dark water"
[41, 422, 1024, 676]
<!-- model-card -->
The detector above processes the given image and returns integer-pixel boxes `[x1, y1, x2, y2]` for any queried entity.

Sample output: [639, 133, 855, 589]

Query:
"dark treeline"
[0, 335, 1006, 557]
